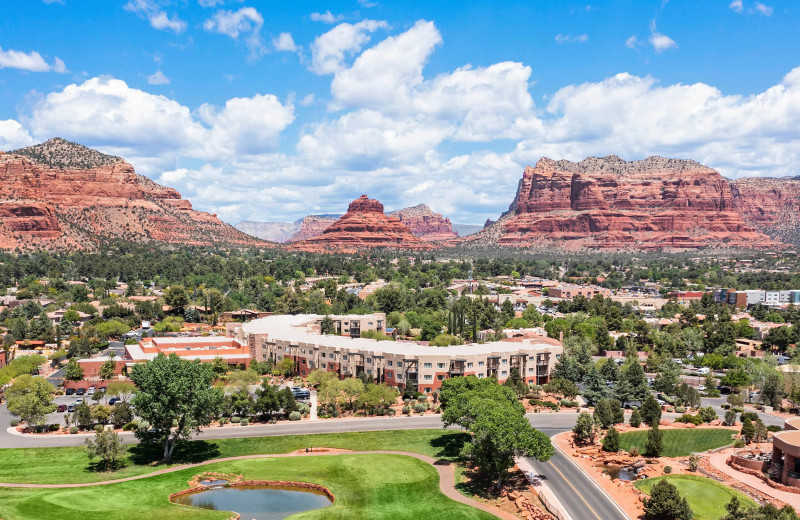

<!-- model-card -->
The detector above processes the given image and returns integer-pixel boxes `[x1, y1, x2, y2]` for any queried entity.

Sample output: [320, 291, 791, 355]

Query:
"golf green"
[618, 428, 734, 457]
[0, 453, 496, 520]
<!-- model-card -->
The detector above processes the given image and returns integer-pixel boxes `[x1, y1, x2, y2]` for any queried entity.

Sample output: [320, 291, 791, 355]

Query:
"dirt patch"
[457, 463, 554, 520]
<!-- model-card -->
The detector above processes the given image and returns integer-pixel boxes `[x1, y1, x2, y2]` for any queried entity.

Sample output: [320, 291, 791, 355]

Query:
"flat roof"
[242, 314, 561, 358]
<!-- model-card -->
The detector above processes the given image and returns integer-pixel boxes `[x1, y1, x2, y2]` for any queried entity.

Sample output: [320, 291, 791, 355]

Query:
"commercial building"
[714, 288, 800, 309]
[122, 336, 251, 371]
[228, 313, 562, 394]
[548, 284, 611, 300]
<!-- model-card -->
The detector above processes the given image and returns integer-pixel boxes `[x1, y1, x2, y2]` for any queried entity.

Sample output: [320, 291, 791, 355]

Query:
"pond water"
[172, 485, 332, 520]
[599, 464, 639, 481]
[198, 479, 230, 486]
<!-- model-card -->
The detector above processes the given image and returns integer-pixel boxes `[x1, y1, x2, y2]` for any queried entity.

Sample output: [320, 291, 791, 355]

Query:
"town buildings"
[228, 313, 563, 394]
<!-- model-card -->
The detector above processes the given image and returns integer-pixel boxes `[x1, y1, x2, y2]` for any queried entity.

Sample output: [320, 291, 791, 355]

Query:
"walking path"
[707, 449, 800, 510]
[0, 450, 518, 520]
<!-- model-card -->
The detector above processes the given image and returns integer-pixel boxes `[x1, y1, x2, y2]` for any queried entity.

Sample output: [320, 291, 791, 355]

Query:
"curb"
[516, 456, 573, 520]
[551, 436, 632, 520]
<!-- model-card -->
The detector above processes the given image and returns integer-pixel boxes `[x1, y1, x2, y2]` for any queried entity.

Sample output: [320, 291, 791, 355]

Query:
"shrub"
[645, 426, 663, 457]
[740, 412, 758, 422]
[288, 411, 301, 421]
[94, 424, 104, 433]
[643, 479, 692, 520]
[230, 416, 242, 424]
[49, 424, 60, 432]
[733, 439, 746, 448]
[732, 406, 744, 413]
[402, 405, 411, 415]
[767, 425, 783, 432]
[722, 403, 730, 409]
[602, 426, 620, 452]
[629, 409, 642, 428]
[674, 406, 685, 414]
[675, 413, 703, 425]
[240, 419, 249, 426]
[529, 398, 559, 411]
[418, 394, 428, 402]
[629, 447, 640, 457]
[698, 406, 718, 423]
[413, 403, 426, 414]
[69, 426, 78, 434]
[122, 422, 137, 431]
[9, 420, 19, 427]
[560, 399, 578, 407]
[387, 408, 396, 416]
[724, 410, 738, 426]
[688, 454, 699, 472]
[663, 466, 672, 474]
[403, 398, 411, 405]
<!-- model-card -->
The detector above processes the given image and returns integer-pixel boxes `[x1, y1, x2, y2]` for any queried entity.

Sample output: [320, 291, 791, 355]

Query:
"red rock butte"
[388, 204, 458, 241]
[466, 155, 783, 251]
[0, 138, 266, 251]
[291, 195, 437, 253]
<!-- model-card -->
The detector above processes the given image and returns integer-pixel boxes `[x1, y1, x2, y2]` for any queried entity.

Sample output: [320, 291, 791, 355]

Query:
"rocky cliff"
[465, 156, 781, 251]
[731, 177, 800, 246]
[291, 195, 436, 252]
[0, 138, 266, 251]
[287, 215, 339, 243]
[235, 220, 302, 243]
[387, 204, 458, 241]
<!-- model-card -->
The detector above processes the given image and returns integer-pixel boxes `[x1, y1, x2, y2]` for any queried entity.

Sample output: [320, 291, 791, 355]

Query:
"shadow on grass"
[128, 440, 221, 466]
[429, 432, 471, 460]
[455, 464, 529, 500]
[86, 460, 128, 473]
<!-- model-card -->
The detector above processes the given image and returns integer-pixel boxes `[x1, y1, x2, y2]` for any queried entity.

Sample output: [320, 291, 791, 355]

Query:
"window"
[437, 375, 445, 380]
[501, 370, 507, 376]
[478, 373, 485, 379]
[397, 362, 403, 368]
[342, 355, 348, 361]
[321, 363, 326, 368]
[467, 362, 473, 368]
[387, 371, 393, 378]
[396, 374, 403, 380]
[424, 375, 433, 381]
[502, 359, 507, 365]
[301, 349, 306, 354]
[262, 353, 267, 359]
[478, 361, 485, 367]
[387, 361, 393, 367]
[528, 367, 534, 373]
[423, 362, 432, 368]
[367, 358, 372, 364]
[437, 363, 446, 369]
[321, 353, 326, 358]
[426, 388, 432, 393]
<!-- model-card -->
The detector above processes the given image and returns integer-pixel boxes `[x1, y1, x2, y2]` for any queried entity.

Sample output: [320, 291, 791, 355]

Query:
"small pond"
[172, 485, 332, 520]
[198, 479, 230, 486]
[599, 464, 639, 481]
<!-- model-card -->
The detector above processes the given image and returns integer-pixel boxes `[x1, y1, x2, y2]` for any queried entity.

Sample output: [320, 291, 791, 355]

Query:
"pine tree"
[645, 425, 663, 457]
[643, 479, 692, 520]
[582, 364, 609, 406]
[740, 417, 755, 444]
[602, 426, 620, 452]
[629, 408, 643, 427]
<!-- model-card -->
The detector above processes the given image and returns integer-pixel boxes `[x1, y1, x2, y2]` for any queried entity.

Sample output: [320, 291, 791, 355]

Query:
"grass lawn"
[0, 453, 495, 520]
[635, 475, 758, 520]
[0, 429, 469, 484]
[618, 428, 734, 457]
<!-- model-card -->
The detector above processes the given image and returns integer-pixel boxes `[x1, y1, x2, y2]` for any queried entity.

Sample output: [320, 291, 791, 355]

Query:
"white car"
[698, 385, 707, 391]
[697, 367, 710, 375]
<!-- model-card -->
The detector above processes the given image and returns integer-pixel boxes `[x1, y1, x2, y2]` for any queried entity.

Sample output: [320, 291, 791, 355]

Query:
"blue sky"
[2, 0, 800, 225]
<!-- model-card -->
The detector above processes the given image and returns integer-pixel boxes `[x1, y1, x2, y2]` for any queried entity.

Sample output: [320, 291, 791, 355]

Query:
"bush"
[674, 406, 685, 414]
[387, 408, 396, 416]
[529, 398, 559, 410]
[403, 398, 411, 405]
[722, 403, 730, 409]
[402, 405, 411, 415]
[675, 413, 703, 425]
[724, 410, 738, 426]
[688, 454, 699, 472]
[629, 409, 642, 428]
[698, 406, 718, 423]
[643, 480, 692, 520]
[230, 416, 242, 424]
[122, 422, 138, 431]
[418, 394, 428, 402]
[69, 426, 78, 434]
[732, 406, 744, 413]
[602, 426, 620, 452]
[733, 439, 746, 448]
[240, 419, 249, 426]
[9, 420, 19, 427]
[740, 411, 758, 422]
[413, 403, 426, 414]
[767, 425, 783, 432]
[560, 399, 578, 407]
[94, 424, 104, 433]
[663, 465, 672, 474]
[288, 411, 301, 421]
[49, 424, 60, 432]
[629, 447, 640, 457]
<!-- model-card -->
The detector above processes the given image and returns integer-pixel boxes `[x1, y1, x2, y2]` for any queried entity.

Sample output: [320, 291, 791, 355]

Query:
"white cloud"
[299, 94, 315, 106]
[124, 0, 186, 33]
[53, 57, 68, 73]
[625, 35, 638, 49]
[198, 0, 224, 6]
[309, 19, 387, 74]
[0, 46, 52, 72]
[753, 2, 773, 15]
[648, 20, 677, 52]
[311, 11, 344, 24]
[0, 120, 34, 150]
[729, 0, 743, 13]
[147, 70, 170, 85]
[203, 7, 265, 57]
[43, 0, 64, 4]
[555, 33, 588, 44]
[273, 32, 298, 53]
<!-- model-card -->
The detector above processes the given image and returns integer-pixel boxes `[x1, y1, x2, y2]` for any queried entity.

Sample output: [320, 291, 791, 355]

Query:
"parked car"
[698, 385, 707, 391]
[657, 399, 666, 406]
[108, 397, 120, 406]
[697, 367, 710, 375]
[76, 388, 86, 396]
[57, 404, 67, 412]
[67, 404, 76, 412]
[291, 387, 311, 400]
[87, 387, 95, 396]
[75, 397, 84, 405]
[65, 388, 76, 396]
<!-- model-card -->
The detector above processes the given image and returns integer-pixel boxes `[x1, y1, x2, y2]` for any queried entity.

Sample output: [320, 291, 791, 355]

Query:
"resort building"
[122, 336, 251, 370]
[228, 313, 563, 394]
[772, 417, 800, 487]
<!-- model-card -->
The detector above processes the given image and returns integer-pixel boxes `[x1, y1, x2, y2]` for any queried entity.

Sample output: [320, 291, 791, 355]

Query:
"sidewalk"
[707, 449, 800, 510]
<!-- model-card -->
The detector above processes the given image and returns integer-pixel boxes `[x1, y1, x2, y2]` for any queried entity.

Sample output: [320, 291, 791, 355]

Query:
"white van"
[697, 367, 710, 375]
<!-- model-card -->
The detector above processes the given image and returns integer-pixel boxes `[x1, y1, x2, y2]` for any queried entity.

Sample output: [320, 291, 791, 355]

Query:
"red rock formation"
[291, 195, 436, 252]
[731, 177, 800, 245]
[287, 215, 338, 243]
[0, 139, 267, 251]
[388, 204, 458, 241]
[466, 156, 782, 251]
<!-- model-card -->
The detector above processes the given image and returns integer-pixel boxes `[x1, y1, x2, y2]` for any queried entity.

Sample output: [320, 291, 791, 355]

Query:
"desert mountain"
[387, 204, 458, 241]
[0, 138, 266, 251]
[463, 156, 782, 251]
[730, 177, 800, 246]
[290, 195, 436, 252]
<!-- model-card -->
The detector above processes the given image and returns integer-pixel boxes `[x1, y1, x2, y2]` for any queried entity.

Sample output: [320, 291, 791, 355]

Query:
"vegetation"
[5, 374, 56, 426]
[85, 429, 127, 471]
[637, 475, 758, 520]
[618, 429, 734, 457]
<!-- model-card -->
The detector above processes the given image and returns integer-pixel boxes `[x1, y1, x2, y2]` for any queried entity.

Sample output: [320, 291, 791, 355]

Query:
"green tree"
[740, 417, 755, 444]
[130, 354, 223, 462]
[64, 359, 84, 381]
[98, 357, 117, 380]
[502, 366, 527, 398]
[594, 398, 615, 429]
[320, 315, 335, 335]
[164, 285, 189, 314]
[278, 386, 298, 415]
[85, 429, 126, 471]
[111, 401, 134, 427]
[652, 361, 680, 396]
[229, 385, 253, 417]
[582, 364, 609, 406]
[602, 425, 620, 452]
[645, 425, 663, 457]
[629, 408, 643, 427]
[106, 381, 136, 403]
[641, 394, 662, 427]
[573, 411, 597, 445]
[643, 479, 692, 520]
[5, 375, 55, 426]
[75, 401, 93, 430]
[254, 382, 280, 420]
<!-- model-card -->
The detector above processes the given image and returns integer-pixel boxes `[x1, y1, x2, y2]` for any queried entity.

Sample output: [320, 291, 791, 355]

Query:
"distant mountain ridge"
[0, 138, 266, 251]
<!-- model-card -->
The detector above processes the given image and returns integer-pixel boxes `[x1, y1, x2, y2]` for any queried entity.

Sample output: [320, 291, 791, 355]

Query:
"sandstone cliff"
[465, 156, 781, 251]
[387, 204, 458, 241]
[287, 215, 339, 243]
[731, 177, 800, 246]
[235, 220, 302, 243]
[0, 138, 267, 251]
[290, 195, 436, 252]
